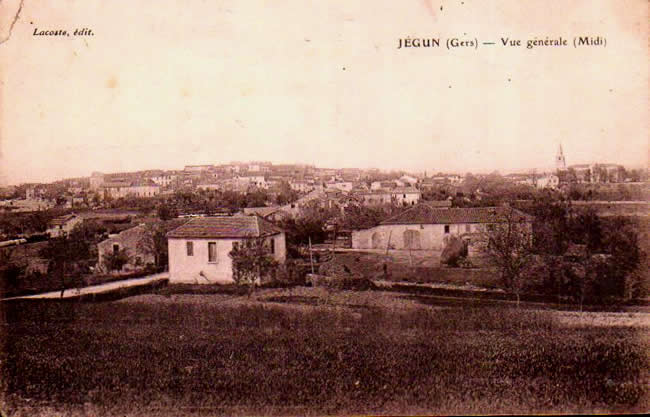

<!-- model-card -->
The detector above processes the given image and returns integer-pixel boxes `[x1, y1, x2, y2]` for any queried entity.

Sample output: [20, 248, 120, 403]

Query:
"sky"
[0, 0, 647, 185]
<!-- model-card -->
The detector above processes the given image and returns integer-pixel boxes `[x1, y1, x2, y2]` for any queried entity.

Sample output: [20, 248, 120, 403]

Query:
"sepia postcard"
[0, 0, 648, 416]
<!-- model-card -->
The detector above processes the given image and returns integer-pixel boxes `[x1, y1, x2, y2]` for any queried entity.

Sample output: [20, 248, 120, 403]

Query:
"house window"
[444, 225, 450, 234]
[113, 244, 119, 254]
[208, 242, 217, 263]
[270, 238, 275, 254]
[186, 241, 194, 256]
[465, 224, 471, 233]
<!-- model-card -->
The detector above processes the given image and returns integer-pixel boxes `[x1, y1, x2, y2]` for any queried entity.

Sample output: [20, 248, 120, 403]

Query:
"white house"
[46, 214, 83, 238]
[535, 174, 560, 189]
[100, 180, 160, 199]
[326, 181, 354, 193]
[238, 175, 267, 189]
[354, 187, 421, 206]
[167, 216, 286, 284]
[289, 180, 314, 193]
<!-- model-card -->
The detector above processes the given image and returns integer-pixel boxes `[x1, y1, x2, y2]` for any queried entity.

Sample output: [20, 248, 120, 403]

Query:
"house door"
[403, 230, 421, 250]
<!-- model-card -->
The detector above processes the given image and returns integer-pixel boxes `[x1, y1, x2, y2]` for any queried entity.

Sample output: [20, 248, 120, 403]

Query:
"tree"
[137, 221, 169, 270]
[477, 207, 535, 306]
[102, 248, 131, 274]
[275, 181, 299, 205]
[0, 247, 26, 293]
[229, 237, 278, 295]
[278, 201, 338, 246]
[157, 203, 177, 221]
[528, 196, 571, 256]
[40, 225, 94, 296]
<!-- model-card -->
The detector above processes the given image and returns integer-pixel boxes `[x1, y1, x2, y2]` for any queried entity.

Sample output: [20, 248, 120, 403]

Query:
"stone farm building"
[167, 216, 286, 284]
[351, 204, 534, 253]
[46, 214, 83, 238]
[96, 225, 154, 274]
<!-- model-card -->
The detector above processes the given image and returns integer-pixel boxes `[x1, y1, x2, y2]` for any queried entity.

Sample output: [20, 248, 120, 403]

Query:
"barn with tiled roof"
[352, 204, 534, 252]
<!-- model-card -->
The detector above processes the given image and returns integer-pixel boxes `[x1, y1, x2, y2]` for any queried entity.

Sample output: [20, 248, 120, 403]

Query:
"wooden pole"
[385, 230, 392, 256]
[308, 236, 315, 274]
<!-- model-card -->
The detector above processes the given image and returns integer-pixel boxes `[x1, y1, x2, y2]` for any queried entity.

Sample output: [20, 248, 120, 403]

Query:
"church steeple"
[556, 144, 566, 171]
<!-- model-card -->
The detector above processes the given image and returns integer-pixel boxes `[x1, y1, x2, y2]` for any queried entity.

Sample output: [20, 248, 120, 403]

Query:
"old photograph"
[0, 0, 648, 415]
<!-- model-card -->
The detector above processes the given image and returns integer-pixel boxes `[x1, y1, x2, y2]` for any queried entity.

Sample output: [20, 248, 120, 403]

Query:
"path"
[1, 272, 169, 301]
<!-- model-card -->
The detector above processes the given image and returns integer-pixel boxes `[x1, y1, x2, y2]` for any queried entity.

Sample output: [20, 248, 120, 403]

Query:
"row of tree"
[480, 198, 646, 305]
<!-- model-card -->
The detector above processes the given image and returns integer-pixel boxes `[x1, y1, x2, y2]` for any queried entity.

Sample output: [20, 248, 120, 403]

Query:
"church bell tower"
[556, 144, 567, 171]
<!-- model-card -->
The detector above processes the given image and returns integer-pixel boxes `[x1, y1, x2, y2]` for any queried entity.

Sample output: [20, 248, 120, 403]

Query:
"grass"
[321, 251, 501, 288]
[1, 298, 647, 416]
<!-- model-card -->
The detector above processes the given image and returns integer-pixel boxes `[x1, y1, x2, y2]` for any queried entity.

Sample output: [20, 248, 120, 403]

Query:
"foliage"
[0, 210, 59, 236]
[156, 203, 178, 221]
[102, 247, 132, 273]
[39, 224, 96, 292]
[229, 237, 279, 290]
[137, 221, 169, 269]
[278, 202, 338, 245]
[0, 247, 26, 289]
[477, 207, 535, 304]
[440, 235, 467, 267]
[340, 204, 405, 230]
[275, 181, 300, 205]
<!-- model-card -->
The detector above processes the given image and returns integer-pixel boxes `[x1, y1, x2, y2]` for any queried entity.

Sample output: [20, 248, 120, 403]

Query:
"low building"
[289, 180, 314, 193]
[351, 204, 533, 251]
[184, 165, 214, 173]
[326, 181, 354, 193]
[242, 206, 291, 222]
[46, 214, 82, 238]
[96, 225, 154, 274]
[196, 183, 222, 191]
[149, 172, 175, 187]
[127, 180, 161, 197]
[167, 216, 286, 284]
[89, 172, 105, 190]
[100, 180, 160, 199]
[370, 181, 398, 191]
[238, 174, 267, 189]
[354, 187, 421, 207]
[535, 174, 560, 189]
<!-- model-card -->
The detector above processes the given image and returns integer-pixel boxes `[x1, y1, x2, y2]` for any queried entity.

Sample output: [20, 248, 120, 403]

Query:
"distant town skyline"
[1, 0, 647, 186]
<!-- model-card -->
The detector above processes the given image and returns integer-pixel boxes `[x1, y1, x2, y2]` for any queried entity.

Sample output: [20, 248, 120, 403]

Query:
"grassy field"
[1, 288, 648, 416]
[321, 251, 501, 287]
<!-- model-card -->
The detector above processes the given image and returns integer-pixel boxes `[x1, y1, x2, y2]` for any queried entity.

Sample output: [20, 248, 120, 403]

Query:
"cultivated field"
[1, 286, 648, 416]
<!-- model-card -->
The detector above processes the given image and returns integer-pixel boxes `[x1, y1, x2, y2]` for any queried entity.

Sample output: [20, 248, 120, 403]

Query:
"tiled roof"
[49, 214, 78, 226]
[424, 200, 453, 208]
[380, 205, 534, 225]
[355, 187, 420, 195]
[130, 179, 159, 187]
[101, 181, 131, 188]
[167, 216, 283, 239]
[243, 206, 282, 217]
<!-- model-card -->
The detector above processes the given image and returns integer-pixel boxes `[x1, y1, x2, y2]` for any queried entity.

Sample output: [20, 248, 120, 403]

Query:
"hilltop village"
[0, 147, 647, 303]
